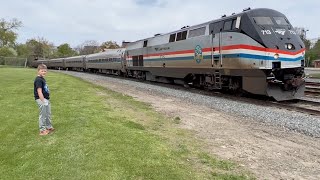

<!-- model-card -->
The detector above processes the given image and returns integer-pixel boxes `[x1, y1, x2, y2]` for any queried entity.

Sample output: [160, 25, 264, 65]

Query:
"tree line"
[1, 18, 320, 66]
[294, 27, 320, 66]
[0, 18, 121, 61]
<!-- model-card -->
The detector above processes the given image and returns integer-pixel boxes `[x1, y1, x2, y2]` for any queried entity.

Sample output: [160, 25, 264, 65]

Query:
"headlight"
[274, 53, 279, 59]
[285, 43, 295, 50]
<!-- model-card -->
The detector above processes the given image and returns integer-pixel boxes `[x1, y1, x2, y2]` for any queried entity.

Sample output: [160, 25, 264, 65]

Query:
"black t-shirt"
[34, 76, 50, 100]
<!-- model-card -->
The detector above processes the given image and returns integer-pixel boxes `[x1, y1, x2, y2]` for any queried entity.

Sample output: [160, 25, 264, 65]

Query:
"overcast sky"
[1, 0, 319, 47]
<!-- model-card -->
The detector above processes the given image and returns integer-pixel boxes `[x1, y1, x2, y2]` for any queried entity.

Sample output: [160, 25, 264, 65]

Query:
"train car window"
[132, 56, 139, 66]
[209, 21, 224, 34]
[181, 31, 187, 40]
[188, 27, 206, 38]
[143, 40, 148, 47]
[231, 19, 237, 29]
[138, 55, 144, 66]
[223, 20, 233, 30]
[176, 32, 182, 41]
[169, 34, 176, 42]
[273, 17, 289, 25]
[176, 31, 187, 41]
[252, 17, 273, 25]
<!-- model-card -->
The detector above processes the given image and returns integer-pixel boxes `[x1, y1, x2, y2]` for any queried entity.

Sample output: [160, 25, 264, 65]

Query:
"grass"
[0, 68, 254, 179]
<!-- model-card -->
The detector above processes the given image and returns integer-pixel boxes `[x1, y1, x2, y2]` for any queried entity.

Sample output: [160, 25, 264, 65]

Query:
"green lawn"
[0, 68, 253, 180]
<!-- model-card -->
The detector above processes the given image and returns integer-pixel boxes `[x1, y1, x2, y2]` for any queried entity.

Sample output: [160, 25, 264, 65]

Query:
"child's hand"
[43, 99, 49, 106]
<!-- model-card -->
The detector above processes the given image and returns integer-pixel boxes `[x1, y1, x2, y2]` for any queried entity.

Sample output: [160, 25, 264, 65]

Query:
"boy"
[34, 64, 54, 135]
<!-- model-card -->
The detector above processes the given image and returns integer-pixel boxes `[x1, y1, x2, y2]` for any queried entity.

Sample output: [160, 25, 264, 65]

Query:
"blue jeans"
[35, 99, 53, 131]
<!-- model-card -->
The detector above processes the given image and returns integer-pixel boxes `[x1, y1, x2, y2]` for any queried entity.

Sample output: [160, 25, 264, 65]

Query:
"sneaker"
[39, 130, 49, 136]
[47, 128, 55, 133]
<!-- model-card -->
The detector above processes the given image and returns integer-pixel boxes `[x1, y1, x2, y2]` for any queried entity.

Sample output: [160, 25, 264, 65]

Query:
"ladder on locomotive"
[214, 70, 222, 89]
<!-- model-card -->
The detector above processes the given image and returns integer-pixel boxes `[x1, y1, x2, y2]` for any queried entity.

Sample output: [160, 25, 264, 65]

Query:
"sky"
[1, 0, 319, 47]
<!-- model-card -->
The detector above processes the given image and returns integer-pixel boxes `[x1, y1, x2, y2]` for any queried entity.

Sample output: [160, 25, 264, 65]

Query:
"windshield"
[273, 17, 289, 25]
[252, 16, 291, 26]
[252, 17, 273, 25]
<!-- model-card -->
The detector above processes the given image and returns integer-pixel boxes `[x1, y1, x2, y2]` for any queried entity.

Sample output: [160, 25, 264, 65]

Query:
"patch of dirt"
[83, 78, 320, 179]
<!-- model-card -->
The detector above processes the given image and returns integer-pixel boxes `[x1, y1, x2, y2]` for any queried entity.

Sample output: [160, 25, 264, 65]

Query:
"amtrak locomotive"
[32, 8, 306, 101]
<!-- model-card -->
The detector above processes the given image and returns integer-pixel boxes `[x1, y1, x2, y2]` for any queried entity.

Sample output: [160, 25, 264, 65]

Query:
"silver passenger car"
[64, 55, 86, 71]
[86, 48, 125, 74]
[47, 58, 65, 69]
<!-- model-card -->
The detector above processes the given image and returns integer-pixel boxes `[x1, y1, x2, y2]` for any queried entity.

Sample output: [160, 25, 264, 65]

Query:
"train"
[32, 8, 306, 101]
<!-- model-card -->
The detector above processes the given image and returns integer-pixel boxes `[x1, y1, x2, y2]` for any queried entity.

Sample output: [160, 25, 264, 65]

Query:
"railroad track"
[305, 81, 320, 97]
[108, 73, 320, 116]
[272, 99, 320, 116]
[155, 81, 320, 116]
[145, 79, 320, 116]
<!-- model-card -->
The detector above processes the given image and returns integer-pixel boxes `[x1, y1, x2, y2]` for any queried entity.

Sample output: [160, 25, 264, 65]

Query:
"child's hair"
[37, 64, 47, 71]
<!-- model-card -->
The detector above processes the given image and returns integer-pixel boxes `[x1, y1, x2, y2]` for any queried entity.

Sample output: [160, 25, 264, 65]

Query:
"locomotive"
[32, 8, 306, 101]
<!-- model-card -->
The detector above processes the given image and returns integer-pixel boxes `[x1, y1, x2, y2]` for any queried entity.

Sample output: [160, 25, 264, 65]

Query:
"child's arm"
[37, 87, 45, 102]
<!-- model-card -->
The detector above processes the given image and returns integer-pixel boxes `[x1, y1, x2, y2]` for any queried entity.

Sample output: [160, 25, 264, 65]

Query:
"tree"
[56, 43, 76, 57]
[304, 39, 320, 66]
[16, 43, 30, 57]
[26, 37, 55, 60]
[0, 18, 22, 47]
[75, 40, 100, 55]
[100, 41, 120, 50]
[294, 27, 311, 50]
[294, 27, 317, 66]
[0, 47, 17, 57]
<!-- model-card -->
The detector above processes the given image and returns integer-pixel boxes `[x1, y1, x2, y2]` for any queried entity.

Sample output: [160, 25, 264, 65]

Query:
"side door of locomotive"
[209, 21, 224, 67]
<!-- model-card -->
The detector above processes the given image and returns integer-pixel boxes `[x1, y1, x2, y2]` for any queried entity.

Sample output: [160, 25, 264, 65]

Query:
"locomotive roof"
[85, 48, 125, 58]
[64, 55, 85, 60]
[50, 57, 65, 61]
[128, 8, 285, 43]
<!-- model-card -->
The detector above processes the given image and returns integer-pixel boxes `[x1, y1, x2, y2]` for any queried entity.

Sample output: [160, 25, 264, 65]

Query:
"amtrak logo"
[194, 45, 203, 64]
[275, 29, 286, 35]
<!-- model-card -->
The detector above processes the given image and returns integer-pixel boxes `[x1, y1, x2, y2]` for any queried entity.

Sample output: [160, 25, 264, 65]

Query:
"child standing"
[34, 64, 54, 135]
